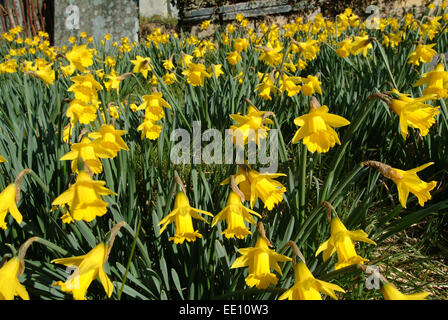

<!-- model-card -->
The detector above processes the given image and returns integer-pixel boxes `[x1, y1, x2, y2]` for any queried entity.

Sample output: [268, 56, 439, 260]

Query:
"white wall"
[140, 0, 178, 18]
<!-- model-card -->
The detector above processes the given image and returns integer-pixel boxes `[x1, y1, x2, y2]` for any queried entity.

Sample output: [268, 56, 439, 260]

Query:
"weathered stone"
[139, 0, 178, 18]
[53, 0, 139, 45]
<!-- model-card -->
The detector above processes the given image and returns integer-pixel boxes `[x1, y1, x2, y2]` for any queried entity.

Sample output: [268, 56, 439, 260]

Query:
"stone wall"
[139, 0, 179, 17]
[53, 0, 139, 45]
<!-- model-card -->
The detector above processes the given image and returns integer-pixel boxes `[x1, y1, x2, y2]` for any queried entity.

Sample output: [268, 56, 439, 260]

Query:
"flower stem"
[320, 95, 377, 202]
[319, 263, 363, 281]
[16, 168, 54, 199]
[117, 216, 142, 300]
[299, 142, 307, 219]
[273, 114, 288, 163]
[375, 40, 398, 89]
[22, 75, 33, 129]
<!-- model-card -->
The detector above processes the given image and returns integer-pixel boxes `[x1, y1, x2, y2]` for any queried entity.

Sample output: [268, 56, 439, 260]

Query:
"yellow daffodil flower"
[182, 62, 211, 86]
[388, 89, 440, 139]
[294, 39, 320, 61]
[0, 184, 23, 229]
[316, 217, 376, 270]
[135, 92, 172, 121]
[382, 31, 405, 48]
[211, 191, 262, 239]
[66, 98, 100, 126]
[279, 261, 345, 300]
[60, 63, 76, 77]
[231, 236, 291, 289]
[420, 16, 441, 40]
[229, 105, 274, 145]
[32, 62, 55, 85]
[208, 64, 224, 78]
[200, 20, 211, 30]
[240, 18, 249, 28]
[222, 166, 286, 210]
[162, 72, 177, 85]
[178, 53, 194, 68]
[226, 51, 242, 66]
[88, 125, 129, 158]
[150, 74, 158, 85]
[336, 38, 353, 58]
[233, 38, 249, 52]
[65, 44, 94, 73]
[226, 24, 235, 34]
[60, 137, 114, 174]
[381, 282, 429, 300]
[408, 43, 437, 66]
[68, 73, 103, 103]
[158, 191, 213, 244]
[62, 124, 73, 144]
[52, 171, 117, 222]
[258, 42, 283, 66]
[52, 242, 113, 300]
[279, 74, 301, 97]
[350, 35, 373, 57]
[104, 69, 123, 95]
[255, 75, 277, 101]
[245, 169, 287, 210]
[292, 102, 350, 153]
[104, 56, 116, 68]
[0, 59, 18, 74]
[0, 257, 29, 300]
[391, 162, 437, 208]
[363, 161, 438, 208]
[413, 63, 448, 98]
[301, 75, 322, 96]
[162, 58, 175, 71]
[137, 117, 162, 140]
[131, 55, 151, 79]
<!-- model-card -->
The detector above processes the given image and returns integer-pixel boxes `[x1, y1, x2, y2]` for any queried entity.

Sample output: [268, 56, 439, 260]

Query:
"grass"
[372, 231, 448, 299]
